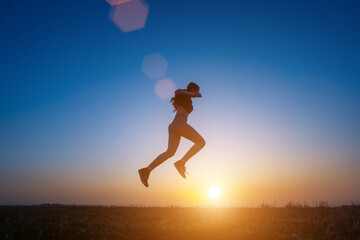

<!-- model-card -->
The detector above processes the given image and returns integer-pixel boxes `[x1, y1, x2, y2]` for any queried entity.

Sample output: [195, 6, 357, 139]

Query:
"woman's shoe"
[174, 160, 188, 179]
[138, 168, 150, 187]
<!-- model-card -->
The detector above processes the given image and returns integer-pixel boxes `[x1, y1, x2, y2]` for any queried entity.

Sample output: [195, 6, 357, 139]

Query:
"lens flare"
[106, 0, 131, 6]
[142, 53, 168, 79]
[154, 78, 176, 100]
[109, 0, 149, 32]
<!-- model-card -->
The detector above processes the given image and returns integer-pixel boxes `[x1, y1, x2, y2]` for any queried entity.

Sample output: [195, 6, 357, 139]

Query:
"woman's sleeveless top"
[174, 89, 193, 114]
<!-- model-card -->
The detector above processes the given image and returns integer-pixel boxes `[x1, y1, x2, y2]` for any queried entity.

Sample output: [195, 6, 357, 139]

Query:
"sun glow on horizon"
[208, 187, 220, 199]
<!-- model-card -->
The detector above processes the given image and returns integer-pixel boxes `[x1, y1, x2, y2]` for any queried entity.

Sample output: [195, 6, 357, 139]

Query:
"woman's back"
[171, 89, 194, 114]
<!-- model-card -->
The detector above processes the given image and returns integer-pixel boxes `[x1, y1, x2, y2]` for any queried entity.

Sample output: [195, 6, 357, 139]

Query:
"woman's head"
[186, 82, 200, 93]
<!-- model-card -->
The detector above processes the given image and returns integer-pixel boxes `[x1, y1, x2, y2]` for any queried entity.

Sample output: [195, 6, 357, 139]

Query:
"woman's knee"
[197, 138, 206, 148]
[164, 149, 176, 158]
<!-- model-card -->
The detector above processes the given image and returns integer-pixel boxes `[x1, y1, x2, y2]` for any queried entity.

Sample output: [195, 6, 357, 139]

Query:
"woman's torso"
[176, 106, 190, 116]
[169, 92, 193, 133]
[173, 90, 193, 115]
[169, 106, 189, 134]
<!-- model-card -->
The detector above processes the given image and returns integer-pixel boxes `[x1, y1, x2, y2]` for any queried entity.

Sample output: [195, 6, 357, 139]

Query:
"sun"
[208, 187, 220, 199]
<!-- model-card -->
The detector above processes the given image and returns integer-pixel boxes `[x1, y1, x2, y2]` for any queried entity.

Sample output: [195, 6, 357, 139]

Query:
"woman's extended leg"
[178, 124, 206, 164]
[139, 124, 182, 187]
[147, 131, 181, 171]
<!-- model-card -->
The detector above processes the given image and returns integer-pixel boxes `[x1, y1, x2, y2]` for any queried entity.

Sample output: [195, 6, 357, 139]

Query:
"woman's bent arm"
[175, 89, 195, 97]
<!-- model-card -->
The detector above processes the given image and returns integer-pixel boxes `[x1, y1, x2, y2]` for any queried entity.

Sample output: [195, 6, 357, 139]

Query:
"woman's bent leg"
[147, 131, 181, 171]
[179, 124, 206, 164]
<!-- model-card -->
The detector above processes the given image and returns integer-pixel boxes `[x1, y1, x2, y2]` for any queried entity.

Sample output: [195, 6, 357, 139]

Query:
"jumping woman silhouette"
[138, 82, 206, 187]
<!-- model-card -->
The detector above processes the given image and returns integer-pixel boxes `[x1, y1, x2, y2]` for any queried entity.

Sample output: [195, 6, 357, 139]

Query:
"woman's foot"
[138, 168, 150, 187]
[174, 160, 188, 179]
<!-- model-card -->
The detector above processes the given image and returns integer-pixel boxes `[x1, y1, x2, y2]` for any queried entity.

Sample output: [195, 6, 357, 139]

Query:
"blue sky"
[1, 0, 359, 205]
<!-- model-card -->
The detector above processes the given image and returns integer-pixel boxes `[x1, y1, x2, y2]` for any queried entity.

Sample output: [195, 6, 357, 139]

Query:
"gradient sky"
[1, 0, 359, 206]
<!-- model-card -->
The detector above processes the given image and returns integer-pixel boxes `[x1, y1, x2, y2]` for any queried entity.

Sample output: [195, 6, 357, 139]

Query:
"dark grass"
[1, 204, 360, 240]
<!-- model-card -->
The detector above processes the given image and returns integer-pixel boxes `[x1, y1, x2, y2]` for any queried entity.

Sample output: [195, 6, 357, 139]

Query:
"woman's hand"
[175, 89, 202, 98]
[193, 92, 202, 98]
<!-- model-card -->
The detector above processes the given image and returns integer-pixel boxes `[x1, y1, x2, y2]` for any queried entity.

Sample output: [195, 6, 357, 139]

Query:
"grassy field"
[1, 204, 359, 240]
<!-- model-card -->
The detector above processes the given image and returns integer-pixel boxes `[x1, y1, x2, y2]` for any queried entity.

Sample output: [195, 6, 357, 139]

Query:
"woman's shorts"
[168, 114, 188, 134]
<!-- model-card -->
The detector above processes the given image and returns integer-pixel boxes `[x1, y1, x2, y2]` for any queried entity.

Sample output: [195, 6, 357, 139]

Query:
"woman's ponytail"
[170, 96, 177, 113]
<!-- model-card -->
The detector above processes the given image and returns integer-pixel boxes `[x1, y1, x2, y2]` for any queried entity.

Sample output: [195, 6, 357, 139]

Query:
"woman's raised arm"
[175, 89, 195, 97]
